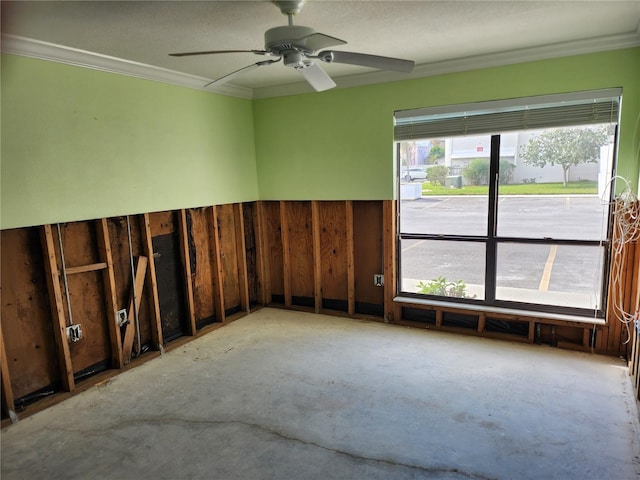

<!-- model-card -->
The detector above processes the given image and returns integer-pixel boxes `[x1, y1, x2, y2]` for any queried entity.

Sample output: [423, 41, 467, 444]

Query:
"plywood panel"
[148, 211, 175, 237]
[1, 228, 60, 400]
[263, 202, 284, 299]
[287, 201, 314, 302]
[353, 201, 384, 309]
[57, 222, 100, 268]
[152, 232, 188, 343]
[319, 201, 348, 305]
[216, 203, 241, 313]
[66, 270, 111, 376]
[188, 208, 217, 324]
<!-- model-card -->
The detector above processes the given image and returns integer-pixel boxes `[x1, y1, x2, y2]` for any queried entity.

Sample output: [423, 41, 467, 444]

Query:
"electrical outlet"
[116, 309, 128, 327]
[66, 324, 82, 343]
[374, 274, 384, 287]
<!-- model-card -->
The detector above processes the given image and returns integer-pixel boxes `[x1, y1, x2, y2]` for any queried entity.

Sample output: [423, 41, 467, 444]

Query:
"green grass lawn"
[421, 181, 598, 196]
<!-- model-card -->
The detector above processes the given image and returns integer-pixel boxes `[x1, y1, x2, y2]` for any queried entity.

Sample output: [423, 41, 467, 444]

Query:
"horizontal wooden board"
[148, 211, 176, 237]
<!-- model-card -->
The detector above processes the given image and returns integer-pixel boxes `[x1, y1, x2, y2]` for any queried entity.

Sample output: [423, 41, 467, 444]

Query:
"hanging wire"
[604, 176, 640, 344]
[56, 224, 74, 327]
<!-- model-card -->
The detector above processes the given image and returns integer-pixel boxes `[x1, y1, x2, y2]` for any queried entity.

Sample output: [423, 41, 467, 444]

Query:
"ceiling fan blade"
[317, 50, 415, 73]
[298, 63, 336, 92]
[297, 32, 347, 52]
[205, 58, 281, 88]
[170, 49, 269, 57]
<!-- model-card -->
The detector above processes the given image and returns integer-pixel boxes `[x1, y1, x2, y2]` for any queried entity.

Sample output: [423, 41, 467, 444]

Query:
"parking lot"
[399, 195, 608, 309]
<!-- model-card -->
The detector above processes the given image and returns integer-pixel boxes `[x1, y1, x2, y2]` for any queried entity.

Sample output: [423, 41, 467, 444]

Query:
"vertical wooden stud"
[0, 321, 17, 422]
[234, 203, 251, 312]
[346, 201, 355, 316]
[211, 206, 226, 322]
[280, 201, 292, 308]
[527, 320, 536, 343]
[311, 201, 322, 313]
[383, 200, 400, 323]
[40, 225, 75, 391]
[140, 214, 164, 350]
[435, 309, 443, 328]
[477, 313, 486, 334]
[122, 256, 148, 363]
[178, 209, 197, 335]
[255, 201, 271, 305]
[96, 218, 123, 369]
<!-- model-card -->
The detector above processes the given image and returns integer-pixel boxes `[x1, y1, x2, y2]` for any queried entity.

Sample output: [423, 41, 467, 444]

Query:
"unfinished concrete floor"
[2, 308, 639, 479]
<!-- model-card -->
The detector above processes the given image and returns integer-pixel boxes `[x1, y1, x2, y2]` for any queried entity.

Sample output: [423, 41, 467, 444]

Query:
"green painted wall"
[1, 54, 258, 229]
[254, 47, 640, 200]
[2, 48, 638, 229]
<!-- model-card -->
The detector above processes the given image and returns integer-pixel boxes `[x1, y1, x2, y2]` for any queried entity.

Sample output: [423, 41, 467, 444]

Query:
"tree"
[399, 141, 418, 167]
[427, 145, 445, 164]
[519, 127, 608, 186]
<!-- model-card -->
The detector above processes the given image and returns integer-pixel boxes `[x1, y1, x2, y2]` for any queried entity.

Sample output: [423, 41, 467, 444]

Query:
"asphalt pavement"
[399, 195, 606, 309]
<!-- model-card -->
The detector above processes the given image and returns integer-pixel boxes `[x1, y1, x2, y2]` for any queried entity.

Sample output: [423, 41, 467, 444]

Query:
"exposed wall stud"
[140, 214, 164, 351]
[0, 322, 17, 422]
[311, 201, 322, 313]
[383, 200, 400, 323]
[178, 209, 197, 335]
[211, 206, 226, 322]
[97, 218, 124, 369]
[234, 203, 251, 312]
[40, 225, 75, 391]
[280, 201, 292, 308]
[255, 201, 270, 305]
[346, 201, 355, 315]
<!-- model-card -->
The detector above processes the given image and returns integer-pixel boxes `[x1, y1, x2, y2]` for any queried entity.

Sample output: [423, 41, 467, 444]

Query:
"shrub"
[427, 166, 449, 186]
[499, 159, 515, 185]
[461, 159, 514, 185]
[416, 276, 475, 298]
[462, 158, 489, 185]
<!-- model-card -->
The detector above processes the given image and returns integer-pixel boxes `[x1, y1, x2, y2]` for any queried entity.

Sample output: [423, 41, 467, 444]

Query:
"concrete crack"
[48, 415, 496, 479]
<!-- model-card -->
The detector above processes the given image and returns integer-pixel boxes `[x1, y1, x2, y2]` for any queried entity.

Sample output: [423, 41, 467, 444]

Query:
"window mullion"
[485, 135, 501, 303]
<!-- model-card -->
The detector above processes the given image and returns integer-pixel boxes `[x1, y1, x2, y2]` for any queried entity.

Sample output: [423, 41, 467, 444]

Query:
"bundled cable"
[607, 177, 640, 344]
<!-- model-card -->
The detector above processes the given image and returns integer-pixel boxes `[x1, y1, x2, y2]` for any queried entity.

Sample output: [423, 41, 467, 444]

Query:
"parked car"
[403, 167, 427, 182]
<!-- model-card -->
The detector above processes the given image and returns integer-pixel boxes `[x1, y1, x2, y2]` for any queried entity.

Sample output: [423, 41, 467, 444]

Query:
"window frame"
[395, 92, 620, 319]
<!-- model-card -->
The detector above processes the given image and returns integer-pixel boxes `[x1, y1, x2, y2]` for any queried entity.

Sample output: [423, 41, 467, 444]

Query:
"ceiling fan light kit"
[169, 0, 415, 92]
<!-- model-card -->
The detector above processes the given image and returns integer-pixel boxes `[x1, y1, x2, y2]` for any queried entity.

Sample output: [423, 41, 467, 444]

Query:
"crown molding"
[0, 34, 253, 99]
[3, 29, 639, 100]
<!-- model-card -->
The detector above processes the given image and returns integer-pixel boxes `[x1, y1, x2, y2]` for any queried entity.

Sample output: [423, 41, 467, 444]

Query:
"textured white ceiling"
[2, 1, 639, 96]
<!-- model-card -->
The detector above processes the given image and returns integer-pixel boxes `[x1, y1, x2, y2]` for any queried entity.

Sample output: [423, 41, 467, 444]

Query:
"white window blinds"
[394, 88, 621, 141]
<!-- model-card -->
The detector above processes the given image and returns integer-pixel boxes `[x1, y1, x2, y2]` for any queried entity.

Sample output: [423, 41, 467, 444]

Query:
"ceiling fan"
[169, 0, 415, 91]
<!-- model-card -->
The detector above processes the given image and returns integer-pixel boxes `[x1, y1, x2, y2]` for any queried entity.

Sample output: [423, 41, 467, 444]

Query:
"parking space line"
[402, 239, 426, 252]
[538, 245, 558, 291]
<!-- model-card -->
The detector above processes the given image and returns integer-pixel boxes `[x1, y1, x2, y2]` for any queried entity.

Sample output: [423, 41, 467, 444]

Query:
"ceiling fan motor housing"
[265, 25, 316, 54]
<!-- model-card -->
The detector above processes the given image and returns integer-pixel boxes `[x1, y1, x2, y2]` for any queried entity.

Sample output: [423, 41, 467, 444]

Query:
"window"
[395, 90, 620, 318]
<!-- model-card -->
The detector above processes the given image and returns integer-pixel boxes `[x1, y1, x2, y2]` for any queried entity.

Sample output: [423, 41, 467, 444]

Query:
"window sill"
[393, 296, 606, 325]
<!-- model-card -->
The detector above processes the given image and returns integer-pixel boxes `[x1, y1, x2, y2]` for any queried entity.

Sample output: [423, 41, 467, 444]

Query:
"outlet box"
[66, 324, 82, 343]
[374, 274, 384, 287]
[116, 309, 128, 327]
